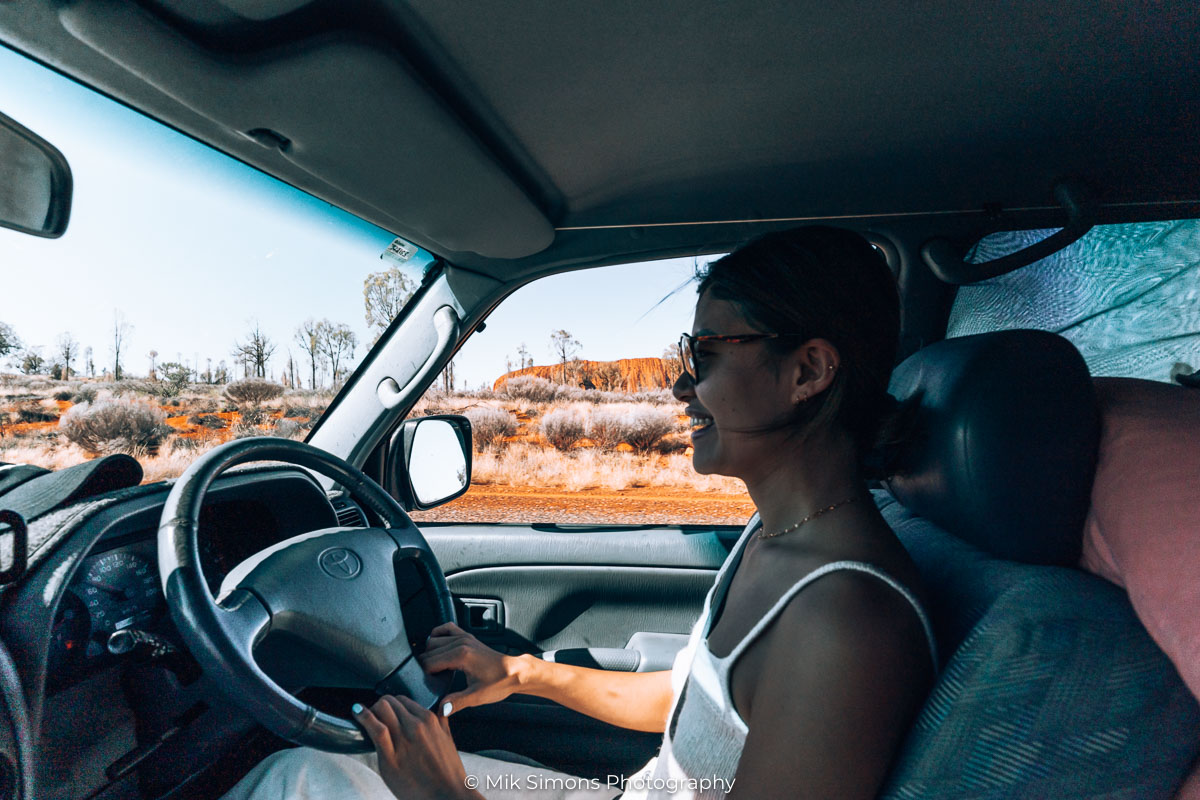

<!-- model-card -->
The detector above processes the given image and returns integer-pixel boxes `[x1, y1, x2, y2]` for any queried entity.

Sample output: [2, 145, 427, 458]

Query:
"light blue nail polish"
[442, 701, 453, 717]
[352, 703, 364, 714]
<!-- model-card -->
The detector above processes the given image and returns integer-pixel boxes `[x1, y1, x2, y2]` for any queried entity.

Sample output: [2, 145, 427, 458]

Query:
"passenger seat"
[875, 330, 1200, 798]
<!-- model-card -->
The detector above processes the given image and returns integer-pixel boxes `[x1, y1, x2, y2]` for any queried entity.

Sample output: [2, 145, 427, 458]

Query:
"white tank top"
[620, 513, 937, 800]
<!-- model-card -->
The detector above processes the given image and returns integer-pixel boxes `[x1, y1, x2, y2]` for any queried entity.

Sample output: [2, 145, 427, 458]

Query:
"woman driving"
[224, 226, 937, 799]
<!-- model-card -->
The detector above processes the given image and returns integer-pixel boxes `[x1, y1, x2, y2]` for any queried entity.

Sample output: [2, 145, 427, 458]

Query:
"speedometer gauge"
[78, 551, 161, 654]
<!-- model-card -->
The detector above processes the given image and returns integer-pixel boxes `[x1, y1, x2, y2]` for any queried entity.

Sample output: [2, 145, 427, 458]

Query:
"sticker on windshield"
[381, 237, 417, 264]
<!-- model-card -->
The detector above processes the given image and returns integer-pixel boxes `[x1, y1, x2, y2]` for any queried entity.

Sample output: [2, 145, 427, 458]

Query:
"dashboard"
[0, 466, 378, 799]
[47, 496, 308, 692]
[1, 467, 361, 697]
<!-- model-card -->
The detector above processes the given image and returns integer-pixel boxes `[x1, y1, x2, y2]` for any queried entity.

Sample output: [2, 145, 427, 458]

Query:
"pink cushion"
[1080, 377, 1200, 703]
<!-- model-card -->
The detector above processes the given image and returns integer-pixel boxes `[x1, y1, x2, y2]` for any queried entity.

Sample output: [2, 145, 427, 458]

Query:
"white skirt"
[221, 747, 622, 800]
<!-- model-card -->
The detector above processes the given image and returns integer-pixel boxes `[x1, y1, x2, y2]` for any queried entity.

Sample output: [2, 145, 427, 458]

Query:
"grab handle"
[922, 179, 1095, 285]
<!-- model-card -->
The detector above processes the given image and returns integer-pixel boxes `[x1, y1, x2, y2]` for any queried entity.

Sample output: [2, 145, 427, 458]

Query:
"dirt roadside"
[408, 484, 756, 526]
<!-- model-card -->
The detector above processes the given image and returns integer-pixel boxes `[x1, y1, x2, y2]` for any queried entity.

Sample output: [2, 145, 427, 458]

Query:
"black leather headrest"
[884, 330, 1100, 566]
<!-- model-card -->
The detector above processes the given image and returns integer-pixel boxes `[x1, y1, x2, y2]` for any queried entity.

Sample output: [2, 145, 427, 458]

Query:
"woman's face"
[672, 291, 800, 481]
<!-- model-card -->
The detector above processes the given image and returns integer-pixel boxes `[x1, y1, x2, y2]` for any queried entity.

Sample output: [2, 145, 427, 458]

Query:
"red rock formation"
[493, 358, 676, 393]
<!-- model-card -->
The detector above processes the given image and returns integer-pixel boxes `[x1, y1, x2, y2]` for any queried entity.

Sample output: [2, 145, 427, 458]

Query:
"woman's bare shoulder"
[728, 553, 933, 728]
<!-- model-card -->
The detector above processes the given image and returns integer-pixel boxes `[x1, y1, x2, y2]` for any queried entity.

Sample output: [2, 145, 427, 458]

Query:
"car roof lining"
[2, 0, 1200, 278]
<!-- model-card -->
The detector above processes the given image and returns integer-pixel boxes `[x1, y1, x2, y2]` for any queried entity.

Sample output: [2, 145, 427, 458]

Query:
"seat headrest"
[884, 330, 1100, 566]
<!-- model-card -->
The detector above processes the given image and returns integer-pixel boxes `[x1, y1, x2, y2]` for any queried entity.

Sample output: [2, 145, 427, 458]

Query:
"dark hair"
[697, 226, 915, 478]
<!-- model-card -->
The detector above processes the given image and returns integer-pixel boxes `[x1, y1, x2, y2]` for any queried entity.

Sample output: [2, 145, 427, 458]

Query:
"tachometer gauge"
[78, 551, 161, 656]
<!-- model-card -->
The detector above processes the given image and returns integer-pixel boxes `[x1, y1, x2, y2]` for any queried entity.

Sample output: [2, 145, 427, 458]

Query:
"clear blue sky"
[0, 44, 708, 390]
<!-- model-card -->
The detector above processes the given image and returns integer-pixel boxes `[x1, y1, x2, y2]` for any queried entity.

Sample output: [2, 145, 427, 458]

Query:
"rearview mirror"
[389, 415, 472, 510]
[0, 110, 72, 238]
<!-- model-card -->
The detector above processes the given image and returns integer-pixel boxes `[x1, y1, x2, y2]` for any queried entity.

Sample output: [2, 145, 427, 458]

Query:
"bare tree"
[285, 350, 297, 390]
[295, 319, 324, 390]
[147, 349, 158, 381]
[517, 342, 532, 369]
[233, 322, 277, 379]
[317, 320, 357, 388]
[0, 322, 19, 359]
[84, 346, 94, 378]
[363, 266, 417, 343]
[440, 359, 456, 392]
[56, 332, 79, 380]
[112, 310, 132, 381]
[661, 343, 684, 379]
[549, 330, 581, 382]
[550, 330, 580, 363]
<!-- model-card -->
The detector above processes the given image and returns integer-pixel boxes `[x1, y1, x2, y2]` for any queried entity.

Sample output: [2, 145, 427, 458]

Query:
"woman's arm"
[419, 622, 674, 732]
[726, 573, 933, 799]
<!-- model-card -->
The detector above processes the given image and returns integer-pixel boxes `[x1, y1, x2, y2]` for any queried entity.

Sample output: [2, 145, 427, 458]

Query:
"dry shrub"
[655, 431, 692, 454]
[501, 376, 559, 403]
[500, 375, 676, 406]
[464, 406, 517, 450]
[586, 407, 625, 449]
[231, 422, 262, 439]
[628, 389, 675, 404]
[281, 404, 325, 422]
[270, 419, 303, 440]
[587, 404, 681, 452]
[187, 397, 219, 413]
[470, 442, 743, 493]
[169, 436, 202, 452]
[412, 389, 454, 416]
[71, 386, 98, 404]
[59, 398, 171, 455]
[188, 413, 227, 429]
[280, 390, 332, 419]
[16, 400, 58, 423]
[540, 406, 587, 451]
[457, 388, 498, 400]
[238, 407, 268, 426]
[223, 379, 284, 406]
[621, 405, 680, 452]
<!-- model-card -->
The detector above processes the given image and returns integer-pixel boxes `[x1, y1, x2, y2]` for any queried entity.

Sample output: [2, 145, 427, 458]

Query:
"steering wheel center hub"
[319, 547, 362, 579]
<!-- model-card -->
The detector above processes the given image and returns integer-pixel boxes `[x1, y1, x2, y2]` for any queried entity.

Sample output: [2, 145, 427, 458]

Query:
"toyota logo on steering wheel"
[318, 547, 362, 580]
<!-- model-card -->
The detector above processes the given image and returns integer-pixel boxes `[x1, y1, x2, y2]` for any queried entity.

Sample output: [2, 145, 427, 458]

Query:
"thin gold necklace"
[757, 493, 864, 540]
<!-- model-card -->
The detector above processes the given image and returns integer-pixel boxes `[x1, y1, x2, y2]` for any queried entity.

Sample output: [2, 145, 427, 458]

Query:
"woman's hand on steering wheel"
[353, 695, 483, 800]
[419, 622, 522, 715]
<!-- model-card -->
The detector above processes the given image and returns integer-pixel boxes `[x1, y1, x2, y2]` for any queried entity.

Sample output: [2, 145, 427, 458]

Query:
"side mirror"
[0, 111, 72, 238]
[388, 415, 472, 511]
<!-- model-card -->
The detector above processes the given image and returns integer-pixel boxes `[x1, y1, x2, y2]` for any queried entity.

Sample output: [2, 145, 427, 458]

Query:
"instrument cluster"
[50, 538, 163, 683]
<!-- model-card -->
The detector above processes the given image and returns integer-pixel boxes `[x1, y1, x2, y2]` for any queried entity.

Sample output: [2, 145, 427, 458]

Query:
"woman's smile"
[688, 408, 714, 437]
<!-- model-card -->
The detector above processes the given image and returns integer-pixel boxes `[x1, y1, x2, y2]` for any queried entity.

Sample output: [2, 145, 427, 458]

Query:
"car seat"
[874, 330, 1200, 798]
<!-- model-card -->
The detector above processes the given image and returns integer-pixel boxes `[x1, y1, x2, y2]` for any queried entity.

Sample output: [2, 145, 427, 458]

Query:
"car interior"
[1, 2, 1199, 798]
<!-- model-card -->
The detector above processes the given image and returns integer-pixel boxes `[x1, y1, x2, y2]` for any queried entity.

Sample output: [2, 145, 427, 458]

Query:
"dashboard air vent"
[331, 498, 367, 528]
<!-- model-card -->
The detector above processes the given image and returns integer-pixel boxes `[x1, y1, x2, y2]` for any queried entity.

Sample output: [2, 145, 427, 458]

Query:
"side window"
[406, 258, 753, 526]
[947, 219, 1200, 382]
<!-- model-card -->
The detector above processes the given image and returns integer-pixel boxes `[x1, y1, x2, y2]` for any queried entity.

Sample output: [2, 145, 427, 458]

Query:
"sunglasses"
[678, 332, 807, 381]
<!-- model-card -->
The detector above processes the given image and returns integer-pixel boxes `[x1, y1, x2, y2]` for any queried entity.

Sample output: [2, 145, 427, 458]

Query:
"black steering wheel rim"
[157, 436, 455, 753]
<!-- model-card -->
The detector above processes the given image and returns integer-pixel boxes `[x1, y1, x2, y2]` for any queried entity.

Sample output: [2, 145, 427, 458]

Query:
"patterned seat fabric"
[876, 492, 1200, 799]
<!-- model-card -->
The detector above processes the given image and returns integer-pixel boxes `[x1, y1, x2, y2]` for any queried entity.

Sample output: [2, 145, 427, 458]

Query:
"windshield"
[0, 46, 432, 480]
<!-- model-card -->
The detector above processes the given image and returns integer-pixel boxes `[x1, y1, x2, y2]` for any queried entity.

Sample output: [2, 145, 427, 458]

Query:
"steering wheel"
[157, 436, 456, 753]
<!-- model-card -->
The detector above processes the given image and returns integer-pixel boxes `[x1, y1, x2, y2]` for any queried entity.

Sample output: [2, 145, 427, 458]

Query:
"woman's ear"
[790, 338, 840, 404]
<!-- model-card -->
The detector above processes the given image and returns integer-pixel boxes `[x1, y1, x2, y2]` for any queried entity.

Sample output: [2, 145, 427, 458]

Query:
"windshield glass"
[0, 46, 432, 480]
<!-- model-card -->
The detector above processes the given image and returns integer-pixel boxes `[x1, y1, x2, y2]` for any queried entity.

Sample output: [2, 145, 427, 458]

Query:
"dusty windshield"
[0, 46, 431, 480]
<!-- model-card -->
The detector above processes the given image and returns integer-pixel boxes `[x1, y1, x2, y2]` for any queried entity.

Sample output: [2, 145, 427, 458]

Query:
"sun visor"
[58, 1, 554, 259]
